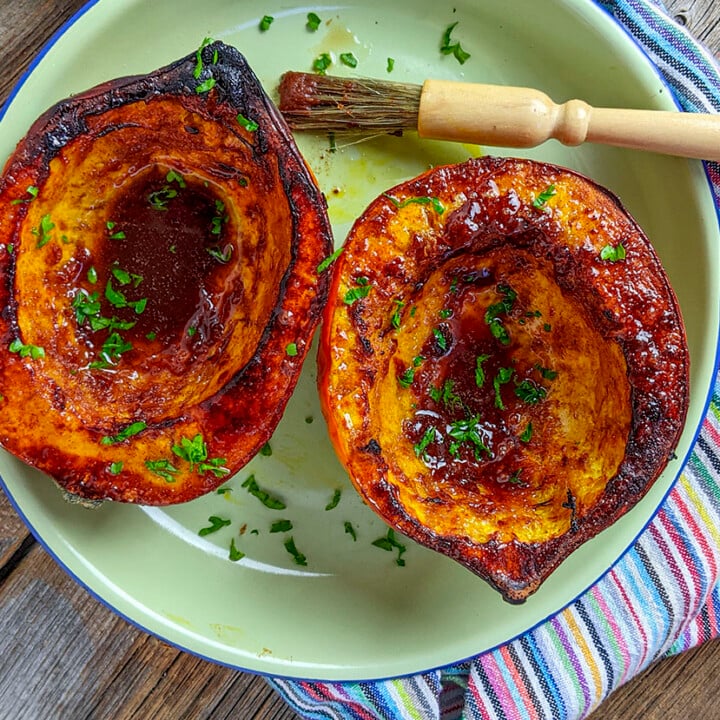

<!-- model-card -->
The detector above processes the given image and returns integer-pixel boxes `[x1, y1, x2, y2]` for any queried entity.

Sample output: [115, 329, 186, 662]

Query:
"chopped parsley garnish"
[259, 442, 273, 457]
[241, 474, 286, 509]
[447, 416, 490, 460]
[533, 184, 557, 208]
[166, 170, 186, 188]
[172, 434, 229, 476]
[172, 433, 208, 468]
[111, 267, 143, 287]
[343, 276, 371, 305]
[101, 420, 147, 445]
[236, 113, 259, 132]
[600, 243, 626, 262]
[413, 426, 437, 459]
[286, 342, 298, 357]
[283, 536, 308, 566]
[387, 57, 395, 73]
[317, 246, 343, 274]
[90, 331, 133, 368]
[187, 327, 197, 337]
[207, 244, 233, 263]
[270, 519, 293, 533]
[199, 515, 232, 536]
[475, 354, 491, 388]
[372, 528, 407, 566]
[398, 366, 416, 388]
[211, 199, 228, 235]
[87, 266, 98, 284]
[106, 221, 126, 240]
[432, 327, 449, 351]
[543, 323, 552, 332]
[344, 521, 357, 541]
[515, 379, 547, 404]
[31, 213, 55, 248]
[429, 379, 461, 410]
[193, 37, 214, 79]
[390, 299, 405, 329]
[148, 186, 177, 210]
[259, 14, 274, 31]
[535, 364, 558, 381]
[72, 289, 102, 325]
[313, 52, 332, 74]
[520, 423, 533, 443]
[11, 185, 39, 205]
[109, 461, 124, 475]
[195, 77, 216, 94]
[307, 12, 322, 31]
[485, 283, 517, 346]
[229, 538, 245, 561]
[384, 193, 445, 214]
[104, 278, 147, 314]
[493, 367, 514, 410]
[145, 458, 179, 482]
[325, 488, 342, 510]
[8, 339, 44, 360]
[440, 22, 471, 64]
[340, 52, 358, 68]
[328, 132, 337, 153]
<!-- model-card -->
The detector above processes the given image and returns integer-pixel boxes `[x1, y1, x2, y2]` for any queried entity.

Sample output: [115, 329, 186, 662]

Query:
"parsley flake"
[283, 536, 308, 566]
[440, 22, 471, 64]
[8, 339, 45, 360]
[270, 519, 293, 533]
[229, 538, 245, 561]
[340, 52, 358, 68]
[325, 488, 342, 511]
[242, 474, 286, 510]
[195, 77, 216, 94]
[259, 15, 274, 31]
[384, 193, 445, 214]
[372, 528, 407, 566]
[600, 243, 626, 262]
[306, 12, 322, 31]
[199, 515, 232, 536]
[236, 113, 259, 132]
[101, 420, 147, 445]
[313, 53, 333, 74]
[317, 246, 343, 274]
[533, 184, 557, 208]
[343, 276, 372, 305]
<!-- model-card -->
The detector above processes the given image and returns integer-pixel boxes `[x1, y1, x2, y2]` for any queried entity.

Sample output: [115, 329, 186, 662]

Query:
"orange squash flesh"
[318, 156, 689, 603]
[0, 42, 333, 504]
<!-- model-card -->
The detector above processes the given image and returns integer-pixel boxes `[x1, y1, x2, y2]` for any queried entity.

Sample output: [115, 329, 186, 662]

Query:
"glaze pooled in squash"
[318, 156, 689, 603]
[0, 42, 333, 504]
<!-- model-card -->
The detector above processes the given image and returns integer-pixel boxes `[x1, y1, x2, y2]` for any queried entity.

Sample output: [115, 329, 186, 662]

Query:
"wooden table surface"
[1, 1, 718, 718]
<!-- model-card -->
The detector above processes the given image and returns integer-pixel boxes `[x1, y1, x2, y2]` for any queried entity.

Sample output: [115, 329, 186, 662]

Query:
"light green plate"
[1, 0, 718, 681]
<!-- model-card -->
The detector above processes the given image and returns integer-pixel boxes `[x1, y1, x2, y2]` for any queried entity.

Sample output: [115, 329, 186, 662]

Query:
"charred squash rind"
[318, 156, 689, 603]
[0, 42, 333, 504]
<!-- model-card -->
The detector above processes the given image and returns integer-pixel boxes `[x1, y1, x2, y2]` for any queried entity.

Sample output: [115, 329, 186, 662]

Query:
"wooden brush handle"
[418, 79, 720, 161]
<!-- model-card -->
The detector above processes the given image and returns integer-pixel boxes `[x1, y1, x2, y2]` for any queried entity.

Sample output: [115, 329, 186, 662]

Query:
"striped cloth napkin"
[268, 1, 720, 718]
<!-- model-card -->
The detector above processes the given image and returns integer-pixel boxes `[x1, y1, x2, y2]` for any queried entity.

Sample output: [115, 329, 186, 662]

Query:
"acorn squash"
[318, 156, 689, 603]
[0, 41, 333, 504]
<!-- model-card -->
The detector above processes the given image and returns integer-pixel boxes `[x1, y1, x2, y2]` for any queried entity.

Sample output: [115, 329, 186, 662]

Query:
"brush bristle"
[278, 72, 422, 134]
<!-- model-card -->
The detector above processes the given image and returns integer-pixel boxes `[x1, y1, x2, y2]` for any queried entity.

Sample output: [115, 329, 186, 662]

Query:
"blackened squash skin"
[318, 156, 689, 603]
[0, 42, 333, 504]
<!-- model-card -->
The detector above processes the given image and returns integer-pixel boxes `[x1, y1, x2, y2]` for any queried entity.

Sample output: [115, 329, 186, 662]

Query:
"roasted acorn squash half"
[318, 156, 689, 603]
[0, 42, 333, 505]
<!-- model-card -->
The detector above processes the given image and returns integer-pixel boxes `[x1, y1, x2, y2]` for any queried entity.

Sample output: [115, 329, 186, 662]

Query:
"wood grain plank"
[0, 537, 299, 720]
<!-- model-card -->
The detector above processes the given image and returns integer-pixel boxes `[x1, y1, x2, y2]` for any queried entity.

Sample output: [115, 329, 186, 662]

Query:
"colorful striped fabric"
[268, 1, 720, 718]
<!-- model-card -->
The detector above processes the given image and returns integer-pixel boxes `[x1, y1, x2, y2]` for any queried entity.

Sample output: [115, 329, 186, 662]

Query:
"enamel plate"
[1, 0, 718, 680]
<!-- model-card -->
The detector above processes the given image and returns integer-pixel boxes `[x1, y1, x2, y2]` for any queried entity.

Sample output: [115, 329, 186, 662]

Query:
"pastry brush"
[277, 71, 720, 161]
